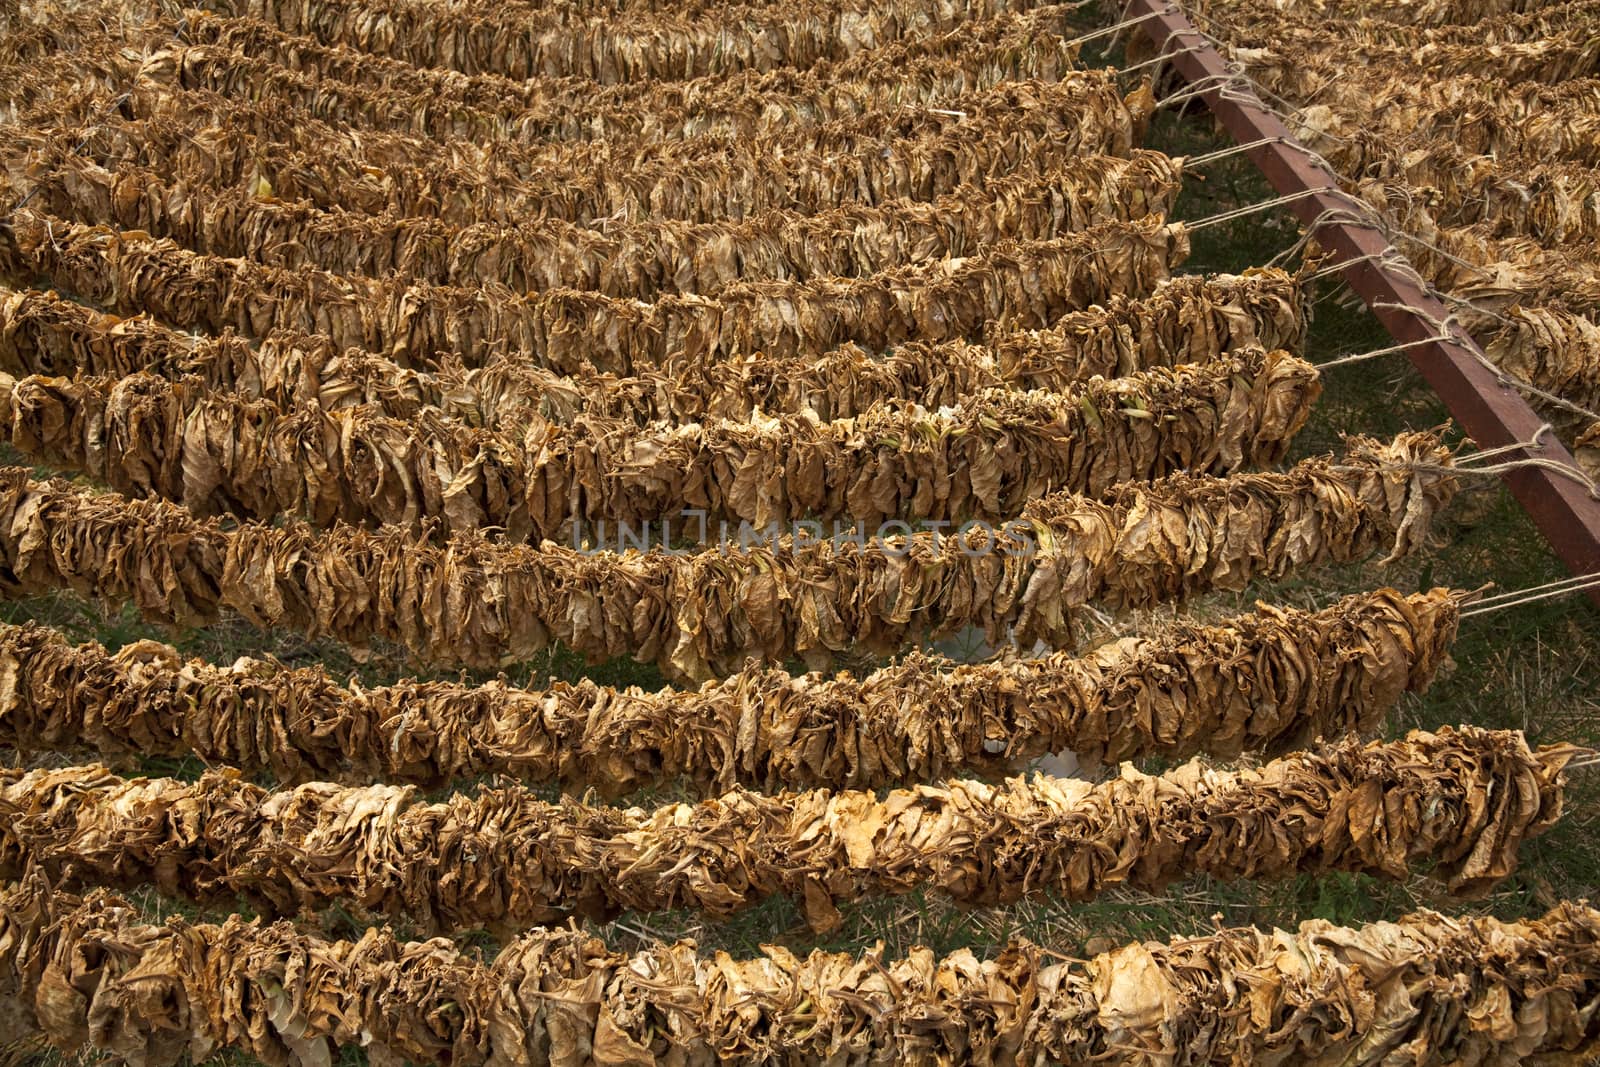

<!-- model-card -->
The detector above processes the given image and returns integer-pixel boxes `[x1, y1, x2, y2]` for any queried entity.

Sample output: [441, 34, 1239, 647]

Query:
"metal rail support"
[1124, 0, 1600, 607]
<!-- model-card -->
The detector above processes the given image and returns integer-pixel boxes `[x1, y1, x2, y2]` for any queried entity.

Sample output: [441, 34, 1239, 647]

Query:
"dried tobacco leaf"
[5, 881, 1600, 1065]
[14, 80, 1147, 226]
[6, 139, 1184, 295]
[12, 58, 1147, 186]
[14, 22, 1081, 147]
[1, 211, 1188, 372]
[1189, 3, 1600, 85]
[1176, 0, 1600, 451]
[0, 433, 1454, 677]
[0, 348, 1319, 536]
[1249, 0, 1584, 24]
[0, 588, 1460, 792]
[0, 270, 1307, 426]
[1194, 0, 1600, 49]
[1338, 144, 1600, 245]
[1577, 420, 1600, 482]
[1233, 48, 1600, 167]
[0, 727, 1567, 931]
[192, 0, 1073, 81]
[130, 10, 1082, 145]
[178, 4, 1084, 114]
[6, 147, 1181, 295]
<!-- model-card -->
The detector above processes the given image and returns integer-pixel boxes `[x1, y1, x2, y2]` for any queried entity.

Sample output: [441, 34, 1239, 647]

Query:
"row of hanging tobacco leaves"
[0, 0, 1596, 1063]
[1181, 0, 1600, 476]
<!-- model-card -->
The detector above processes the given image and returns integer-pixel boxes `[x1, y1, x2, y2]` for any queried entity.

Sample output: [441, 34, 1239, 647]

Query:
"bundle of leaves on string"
[1158, 20, 1598, 169]
[1192, 0, 1600, 50]
[213, 0, 1059, 34]
[1234, 58, 1600, 168]
[1297, 181, 1600, 441]
[0, 211, 1189, 372]
[7, 66, 1148, 209]
[76, 36, 1081, 148]
[0, 347, 1320, 537]
[1335, 195, 1600, 391]
[1334, 145, 1600, 245]
[1194, 0, 1576, 23]
[0, 727, 1568, 933]
[1457, 304, 1600, 429]
[1191, 6, 1600, 84]
[5, 149, 1183, 295]
[0, 587, 1458, 793]
[0, 432, 1455, 677]
[14, 82, 1153, 226]
[1307, 178, 1600, 319]
[194, 0, 1068, 81]
[1576, 420, 1600, 482]
[135, 14, 1084, 144]
[1394, 224, 1600, 314]
[12, 46, 1144, 174]
[0, 269, 1306, 426]
[37, 4, 1083, 132]
[4, 881, 1600, 1067]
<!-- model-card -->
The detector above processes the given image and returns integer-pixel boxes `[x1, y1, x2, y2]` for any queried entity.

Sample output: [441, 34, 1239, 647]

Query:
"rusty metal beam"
[1122, 0, 1600, 606]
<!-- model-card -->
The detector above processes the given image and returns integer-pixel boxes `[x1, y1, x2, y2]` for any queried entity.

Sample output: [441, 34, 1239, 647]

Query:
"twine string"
[1181, 136, 1290, 167]
[1313, 332, 1456, 370]
[1183, 186, 1338, 231]
[1462, 571, 1600, 617]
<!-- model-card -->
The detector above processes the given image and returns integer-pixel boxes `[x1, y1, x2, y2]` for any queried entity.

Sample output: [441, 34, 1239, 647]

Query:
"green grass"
[8, 37, 1600, 1067]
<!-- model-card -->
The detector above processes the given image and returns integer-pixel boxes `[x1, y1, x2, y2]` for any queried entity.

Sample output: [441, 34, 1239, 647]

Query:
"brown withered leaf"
[6, 880, 1600, 1065]
[0, 271, 1307, 428]
[0, 348, 1318, 538]
[0, 727, 1566, 933]
[0, 587, 1460, 794]
[6, 113, 1174, 297]
[0, 210, 1188, 374]
[0, 432, 1456, 679]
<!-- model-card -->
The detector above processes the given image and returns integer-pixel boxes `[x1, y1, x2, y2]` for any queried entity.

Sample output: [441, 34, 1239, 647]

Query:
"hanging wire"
[1468, 571, 1600, 608]
[1312, 331, 1457, 370]
[1181, 136, 1291, 168]
[1117, 42, 1208, 76]
[1462, 572, 1600, 617]
[1265, 204, 1382, 270]
[1370, 301, 1600, 426]
[1153, 70, 1251, 110]
[1447, 434, 1600, 496]
[1456, 453, 1600, 494]
[1181, 186, 1338, 231]
[1307, 250, 1386, 281]
[1455, 425, 1556, 468]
